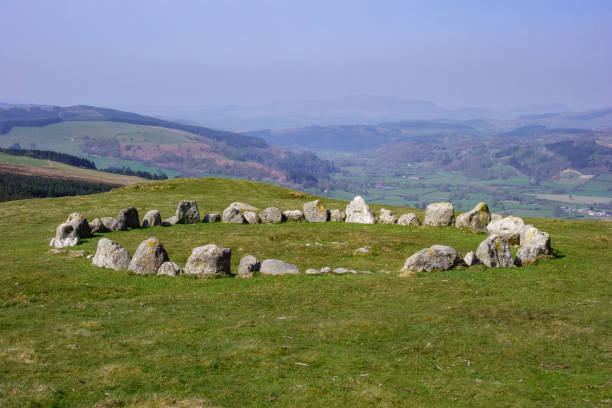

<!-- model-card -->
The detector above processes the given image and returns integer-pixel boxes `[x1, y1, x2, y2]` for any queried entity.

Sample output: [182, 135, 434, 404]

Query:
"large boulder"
[157, 261, 183, 276]
[128, 237, 169, 275]
[66, 212, 93, 238]
[379, 208, 398, 224]
[176, 200, 200, 224]
[303, 200, 329, 223]
[118, 207, 140, 229]
[101, 216, 126, 231]
[476, 235, 514, 267]
[400, 245, 464, 274]
[92, 238, 131, 270]
[142, 210, 162, 228]
[455, 202, 491, 233]
[222, 206, 246, 224]
[515, 226, 552, 266]
[50, 223, 80, 248]
[259, 207, 283, 224]
[89, 218, 109, 234]
[260, 259, 300, 275]
[486, 216, 525, 245]
[423, 202, 454, 226]
[203, 213, 221, 223]
[237, 255, 261, 278]
[398, 213, 421, 226]
[184, 244, 231, 277]
[329, 209, 346, 222]
[283, 210, 304, 221]
[229, 202, 258, 211]
[243, 211, 261, 224]
[345, 196, 377, 224]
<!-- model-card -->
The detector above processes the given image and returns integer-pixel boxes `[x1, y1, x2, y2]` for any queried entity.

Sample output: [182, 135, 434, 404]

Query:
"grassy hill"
[1, 178, 610, 407]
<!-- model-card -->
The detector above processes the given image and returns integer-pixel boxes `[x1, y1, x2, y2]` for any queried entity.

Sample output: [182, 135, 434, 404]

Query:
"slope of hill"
[0, 177, 610, 406]
[0, 105, 337, 186]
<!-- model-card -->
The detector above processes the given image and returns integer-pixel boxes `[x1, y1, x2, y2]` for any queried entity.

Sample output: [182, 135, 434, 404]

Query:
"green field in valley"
[1, 178, 610, 407]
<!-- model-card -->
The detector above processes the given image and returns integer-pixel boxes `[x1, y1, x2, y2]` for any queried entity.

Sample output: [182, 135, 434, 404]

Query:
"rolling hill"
[0, 105, 337, 186]
[0, 177, 610, 406]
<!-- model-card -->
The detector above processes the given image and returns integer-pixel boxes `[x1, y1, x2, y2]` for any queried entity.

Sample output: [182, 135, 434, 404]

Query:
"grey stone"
[203, 213, 221, 223]
[345, 196, 377, 224]
[333, 267, 350, 274]
[515, 225, 552, 266]
[50, 223, 80, 248]
[162, 215, 179, 227]
[329, 209, 346, 222]
[490, 213, 503, 223]
[455, 202, 491, 233]
[128, 237, 169, 275]
[237, 255, 261, 278]
[397, 213, 421, 226]
[89, 218, 109, 234]
[303, 200, 329, 222]
[63, 212, 93, 238]
[320, 266, 332, 273]
[463, 251, 481, 266]
[423, 202, 455, 226]
[243, 211, 261, 224]
[229, 202, 258, 211]
[142, 210, 162, 228]
[260, 259, 300, 275]
[476, 235, 514, 267]
[92, 238, 131, 270]
[101, 216, 126, 231]
[222, 206, 246, 224]
[305, 268, 322, 275]
[486, 216, 525, 245]
[353, 247, 371, 255]
[259, 207, 283, 223]
[118, 207, 139, 229]
[400, 245, 464, 274]
[283, 210, 305, 221]
[176, 200, 200, 224]
[185, 244, 232, 277]
[379, 208, 398, 224]
[157, 261, 183, 276]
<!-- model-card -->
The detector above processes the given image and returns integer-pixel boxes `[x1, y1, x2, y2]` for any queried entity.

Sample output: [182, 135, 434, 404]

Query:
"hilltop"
[0, 177, 610, 406]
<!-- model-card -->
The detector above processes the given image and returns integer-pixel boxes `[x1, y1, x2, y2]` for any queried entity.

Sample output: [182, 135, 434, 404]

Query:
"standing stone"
[162, 216, 179, 227]
[345, 196, 377, 224]
[329, 209, 346, 222]
[379, 208, 398, 224]
[397, 213, 421, 226]
[66, 212, 93, 238]
[89, 218, 109, 234]
[303, 200, 329, 223]
[101, 216, 126, 231]
[185, 244, 232, 277]
[260, 259, 300, 275]
[423, 202, 455, 226]
[237, 255, 261, 278]
[118, 207, 140, 229]
[50, 223, 80, 248]
[203, 213, 221, 223]
[283, 210, 305, 221]
[142, 210, 162, 228]
[476, 235, 514, 267]
[222, 206, 246, 224]
[157, 261, 183, 276]
[92, 238, 131, 270]
[515, 225, 552, 266]
[400, 245, 464, 274]
[455, 202, 491, 233]
[243, 211, 261, 224]
[259, 207, 283, 223]
[128, 237, 169, 275]
[463, 251, 481, 266]
[486, 216, 525, 245]
[229, 202, 258, 211]
[176, 200, 200, 224]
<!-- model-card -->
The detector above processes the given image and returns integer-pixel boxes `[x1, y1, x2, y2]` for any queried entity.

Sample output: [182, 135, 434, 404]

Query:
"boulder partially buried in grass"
[400, 245, 464, 275]
[397, 213, 421, 226]
[423, 202, 454, 226]
[184, 244, 231, 277]
[260, 259, 300, 275]
[303, 200, 329, 222]
[455, 202, 491, 233]
[92, 238, 131, 270]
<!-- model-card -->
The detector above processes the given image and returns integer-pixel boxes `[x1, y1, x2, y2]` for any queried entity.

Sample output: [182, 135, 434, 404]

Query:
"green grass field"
[1, 178, 611, 407]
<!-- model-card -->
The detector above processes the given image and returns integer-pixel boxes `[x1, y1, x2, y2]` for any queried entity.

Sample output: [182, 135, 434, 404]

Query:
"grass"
[0, 178, 611, 407]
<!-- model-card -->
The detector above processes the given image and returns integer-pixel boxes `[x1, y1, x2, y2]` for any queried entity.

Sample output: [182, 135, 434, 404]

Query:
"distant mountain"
[0, 104, 336, 187]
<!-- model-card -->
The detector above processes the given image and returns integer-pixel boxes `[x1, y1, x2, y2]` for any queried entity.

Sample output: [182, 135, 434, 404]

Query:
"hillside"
[0, 105, 336, 186]
[1, 178, 610, 406]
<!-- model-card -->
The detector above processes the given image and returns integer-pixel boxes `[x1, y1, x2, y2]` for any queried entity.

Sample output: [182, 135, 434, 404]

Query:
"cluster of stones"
[50, 195, 553, 277]
[400, 201, 553, 274]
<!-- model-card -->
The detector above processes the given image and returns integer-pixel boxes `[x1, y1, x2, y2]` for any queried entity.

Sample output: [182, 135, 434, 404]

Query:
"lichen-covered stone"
[142, 210, 162, 228]
[379, 208, 398, 224]
[259, 207, 283, 223]
[455, 202, 491, 233]
[515, 225, 552, 266]
[128, 237, 169, 275]
[283, 210, 304, 221]
[243, 211, 261, 224]
[157, 261, 183, 276]
[222, 206, 246, 224]
[345, 196, 377, 224]
[486, 216, 525, 245]
[92, 238, 131, 270]
[397, 213, 421, 226]
[237, 255, 261, 278]
[118, 207, 139, 229]
[303, 200, 329, 222]
[176, 200, 200, 224]
[476, 235, 514, 267]
[423, 202, 454, 226]
[329, 209, 346, 222]
[400, 245, 464, 274]
[185, 244, 232, 277]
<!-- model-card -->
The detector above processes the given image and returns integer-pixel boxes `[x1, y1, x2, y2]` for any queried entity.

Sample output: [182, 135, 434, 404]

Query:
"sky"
[1, 0, 611, 111]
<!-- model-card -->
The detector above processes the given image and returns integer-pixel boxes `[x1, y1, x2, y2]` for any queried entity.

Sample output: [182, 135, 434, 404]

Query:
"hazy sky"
[1, 0, 611, 110]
